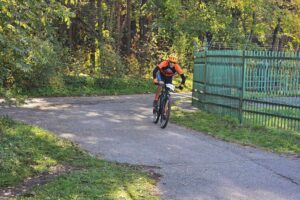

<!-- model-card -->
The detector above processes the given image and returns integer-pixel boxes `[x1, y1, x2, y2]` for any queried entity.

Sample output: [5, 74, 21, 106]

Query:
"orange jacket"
[157, 60, 184, 77]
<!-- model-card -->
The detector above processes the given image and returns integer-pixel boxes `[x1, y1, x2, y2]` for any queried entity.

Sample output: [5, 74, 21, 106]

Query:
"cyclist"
[152, 54, 186, 109]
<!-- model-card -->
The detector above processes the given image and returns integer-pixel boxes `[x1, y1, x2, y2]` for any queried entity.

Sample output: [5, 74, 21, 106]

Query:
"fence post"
[203, 38, 208, 102]
[203, 49, 207, 107]
[239, 50, 246, 124]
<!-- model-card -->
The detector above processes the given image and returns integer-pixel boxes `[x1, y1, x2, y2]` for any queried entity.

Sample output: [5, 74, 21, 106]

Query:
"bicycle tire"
[160, 96, 171, 128]
[153, 96, 161, 124]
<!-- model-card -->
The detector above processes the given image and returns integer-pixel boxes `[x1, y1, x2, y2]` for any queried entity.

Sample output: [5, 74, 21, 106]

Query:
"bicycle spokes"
[164, 101, 169, 114]
[160, 99, 171, 128]
[152, 97, 161, 124]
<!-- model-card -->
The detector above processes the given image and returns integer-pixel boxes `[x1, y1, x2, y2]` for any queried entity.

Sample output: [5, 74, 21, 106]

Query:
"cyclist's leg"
[153, 72, 163, 108]
[161, 76, 172, 118]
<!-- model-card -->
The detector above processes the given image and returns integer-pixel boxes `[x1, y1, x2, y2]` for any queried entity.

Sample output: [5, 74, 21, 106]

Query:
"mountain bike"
[153, 83, 177, 128]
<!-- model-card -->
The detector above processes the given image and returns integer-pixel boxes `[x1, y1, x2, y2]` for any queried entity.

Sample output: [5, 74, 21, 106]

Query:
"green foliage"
[21, 76, 156, 97]
[150, 0, 300, 51]
[0, 87, 26, 106]
[125, 54, 141, 77]
[18, 38, 68, 89]
[2, 0, 300, 99]
[0, 0, 72, 92]
[170, 33, 195, 73]
[67, 48, 91, 76]
[99, 44, 125, 78]
[0, 117, 160, 199]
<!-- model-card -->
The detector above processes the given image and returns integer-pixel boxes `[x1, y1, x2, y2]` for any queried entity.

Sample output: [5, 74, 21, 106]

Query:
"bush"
[21, 76, 156, 97]
[63, 75, 88, 88]
[99, 44, 125, 78]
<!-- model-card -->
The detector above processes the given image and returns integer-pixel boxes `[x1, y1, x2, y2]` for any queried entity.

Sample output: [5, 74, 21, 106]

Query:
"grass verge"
[0, 117, 161, 199]
[171, 101, 300, 156]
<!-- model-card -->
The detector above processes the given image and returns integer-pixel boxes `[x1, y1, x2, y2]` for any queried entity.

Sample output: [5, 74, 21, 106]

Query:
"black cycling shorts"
[157, 72, 172, 84]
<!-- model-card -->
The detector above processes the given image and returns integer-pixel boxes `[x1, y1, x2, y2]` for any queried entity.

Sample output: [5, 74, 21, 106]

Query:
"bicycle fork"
[160, 94, 171, 115]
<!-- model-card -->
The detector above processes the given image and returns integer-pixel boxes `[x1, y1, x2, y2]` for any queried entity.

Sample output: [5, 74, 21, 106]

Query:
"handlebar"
[155, 81, 184, 91]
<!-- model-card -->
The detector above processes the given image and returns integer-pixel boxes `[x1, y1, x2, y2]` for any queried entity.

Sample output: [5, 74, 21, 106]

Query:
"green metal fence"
[192, 50, 300, 131]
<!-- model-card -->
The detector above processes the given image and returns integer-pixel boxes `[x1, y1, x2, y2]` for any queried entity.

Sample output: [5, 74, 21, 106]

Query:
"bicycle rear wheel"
[153, 96, 160, 124]
[160, 97, 171, 128]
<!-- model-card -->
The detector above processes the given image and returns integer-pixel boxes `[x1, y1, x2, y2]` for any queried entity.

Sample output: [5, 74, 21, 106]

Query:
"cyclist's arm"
[153, 66, 159, 79]
[174, 64, 186, 85]
[180, 74, 186, 85]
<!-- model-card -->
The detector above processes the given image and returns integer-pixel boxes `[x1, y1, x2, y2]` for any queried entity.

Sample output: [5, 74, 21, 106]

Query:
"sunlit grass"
[14, 167, 159, 200]
[171, 104, 300, 155]
[0, 117, 160, 199]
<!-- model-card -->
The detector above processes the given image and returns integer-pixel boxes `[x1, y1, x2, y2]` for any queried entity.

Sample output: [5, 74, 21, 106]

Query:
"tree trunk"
[272, 18, 281, 51]
[89, 0, 96, 74]
[97, 0, 102, 42]
[67, 0, 73, 48]
[139, 0, 147, 41]
[108, 0, 114, 41]
[116, 0, 121, 52]
[206, 31, 213, 48]
[231, 7, 242, 45]
[249, 12, 256, 43]
[242, 14, 247, 37]
[242, 11, 257, 48]
[126, 0, 131, 54]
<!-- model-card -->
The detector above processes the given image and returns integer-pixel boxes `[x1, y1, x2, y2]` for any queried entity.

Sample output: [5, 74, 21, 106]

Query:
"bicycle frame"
[153, 83, 174, 128]
[159, 85, 171, 112]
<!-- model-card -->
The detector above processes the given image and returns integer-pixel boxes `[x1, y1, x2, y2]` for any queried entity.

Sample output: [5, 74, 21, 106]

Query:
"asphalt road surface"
[1, 94, 300, 200]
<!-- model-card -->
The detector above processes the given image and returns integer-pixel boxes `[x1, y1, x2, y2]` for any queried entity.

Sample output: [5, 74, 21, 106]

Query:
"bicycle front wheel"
[153, 96, 161, 124]
[160, 97, 171, 128]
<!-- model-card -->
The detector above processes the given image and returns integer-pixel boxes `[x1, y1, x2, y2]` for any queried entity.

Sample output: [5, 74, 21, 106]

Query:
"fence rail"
[192, 50, 300, 131]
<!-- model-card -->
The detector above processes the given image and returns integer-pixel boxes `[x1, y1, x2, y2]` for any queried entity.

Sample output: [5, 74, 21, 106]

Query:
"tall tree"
[126, 0, 131, 54]
[115, 0, 122, 52]
[97, 0, 103, 42]
[139, 0, 148, 41]
[89, 0, 96, 74]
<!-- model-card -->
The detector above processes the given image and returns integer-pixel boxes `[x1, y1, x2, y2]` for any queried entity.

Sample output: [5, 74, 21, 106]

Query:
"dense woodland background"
[1, 0, 300, 98]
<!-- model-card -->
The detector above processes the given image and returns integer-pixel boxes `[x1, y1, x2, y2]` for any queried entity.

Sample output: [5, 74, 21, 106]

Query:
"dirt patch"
[0, 164, 82, 199]
[115, 162, 162, 182]
[139, 165, 162, 182]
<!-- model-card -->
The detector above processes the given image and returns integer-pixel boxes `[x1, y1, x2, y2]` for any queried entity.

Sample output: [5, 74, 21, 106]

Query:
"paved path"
[1, 94, 300, 200]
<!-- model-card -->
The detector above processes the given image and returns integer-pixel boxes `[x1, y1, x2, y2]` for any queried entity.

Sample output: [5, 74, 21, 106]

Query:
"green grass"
[0, 117, 160, 199]
[20, 77, 156, 97]
[171, 104, 300, 155]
